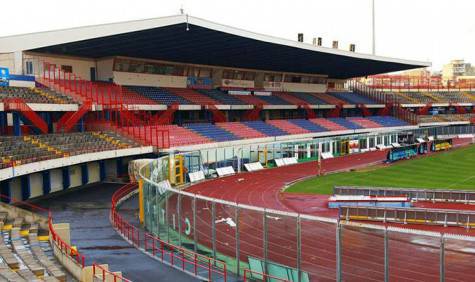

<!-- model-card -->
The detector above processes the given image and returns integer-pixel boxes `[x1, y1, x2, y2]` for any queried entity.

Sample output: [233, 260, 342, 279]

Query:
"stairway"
[32, 88, 68, 104]
[23, 135, 68, 158]
[4, 98, 48, 134]
[56, 100, 92, 132]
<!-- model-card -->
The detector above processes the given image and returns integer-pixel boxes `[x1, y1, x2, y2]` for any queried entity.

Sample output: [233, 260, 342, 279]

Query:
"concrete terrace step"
[10, 227, 45, 277]
[29, 231, 66, 281]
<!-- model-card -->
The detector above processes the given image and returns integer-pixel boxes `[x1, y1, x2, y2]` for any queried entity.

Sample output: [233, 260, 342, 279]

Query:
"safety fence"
[335, 186, 475, 203]
[93, 263, 131, 282]
[138, 155, 475, 282]
[48, 213, 86, 268]
[110, 183, 228, 281]
[243, 269, 289, 282]
[340, 206, 475, 228]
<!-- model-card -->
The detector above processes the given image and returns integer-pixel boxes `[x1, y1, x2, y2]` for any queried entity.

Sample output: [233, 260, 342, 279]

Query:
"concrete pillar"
[99, 160, 106, 181]
[62, 167, 70, 190]
[20, 175, 30, 201]
[81, 164, 89, 185]
[12, 112, 21, 136]
[212, 69, 223, 88]
[0, 181, 11, 203]
[42, 170, 51, 195]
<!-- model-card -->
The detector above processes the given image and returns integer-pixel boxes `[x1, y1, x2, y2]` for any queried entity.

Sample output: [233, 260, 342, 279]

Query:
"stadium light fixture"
[186, 14, 190, 31]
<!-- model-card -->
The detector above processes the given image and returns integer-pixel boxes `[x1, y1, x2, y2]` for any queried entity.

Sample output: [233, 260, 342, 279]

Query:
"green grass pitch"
[286, 145, 475, 195]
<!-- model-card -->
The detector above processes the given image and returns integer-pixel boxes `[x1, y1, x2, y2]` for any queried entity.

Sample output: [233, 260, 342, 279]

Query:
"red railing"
[110, 184, 228, 281]
[349, 80, 419, 125]
[366, 75, 475, 92]
[56, 100, 93, 132]
[243, 269, 290, 282]
[48, 211, 86, 267]
[42, 62, 171, 149]
[3, 98, 49, 133]
[93, 263, 132, 282]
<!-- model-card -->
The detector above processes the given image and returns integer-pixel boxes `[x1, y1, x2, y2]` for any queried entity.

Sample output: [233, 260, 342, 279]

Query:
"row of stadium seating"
[393, 91, 475, 104]
[0, 131, 139, 169]
[0, 212, 67, 281]
[0, 86, 76, 104]
[4, 84, 475, 107]
[91, 81, 157, 105]
[125, 86, 381, 106]
[417, 113, 474, 123]
[135, 116, 408, 147]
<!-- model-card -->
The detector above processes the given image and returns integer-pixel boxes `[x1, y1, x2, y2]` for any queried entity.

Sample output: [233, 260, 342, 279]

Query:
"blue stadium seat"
[126, 85, 192, 105]
[242, 121, 288, 136]
[288, 119, 328, 132]
[328, 118, 363, 129]
[367, 116, 409, 127]
[197, 89, 246, 105]
[183, 123, 239, 142]
[254, 95, 291, 105]
[290, 92, 328, 104]
[330, 92, 378, 104]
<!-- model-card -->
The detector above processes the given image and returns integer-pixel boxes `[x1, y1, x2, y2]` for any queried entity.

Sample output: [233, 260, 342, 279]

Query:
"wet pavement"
[33, 182, 198, 282]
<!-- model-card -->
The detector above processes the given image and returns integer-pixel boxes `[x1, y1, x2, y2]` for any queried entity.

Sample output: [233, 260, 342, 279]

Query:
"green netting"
[287, 268, 310, 282]
[248, 257, 264, 280]
[248, 257, 311, 282]
[267, 263, 290, 281]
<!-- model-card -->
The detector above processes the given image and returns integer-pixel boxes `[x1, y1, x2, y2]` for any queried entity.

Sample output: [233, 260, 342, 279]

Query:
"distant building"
[442, 59, 475, 85]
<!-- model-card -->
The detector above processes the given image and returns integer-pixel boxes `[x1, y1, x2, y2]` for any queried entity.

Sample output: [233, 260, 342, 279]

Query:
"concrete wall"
[281, 82, 327, 93]
[0, 53, 15, 72]
[69, 165, 82, 188]
[97, 58, 114, 81]
[1, 160, 101, 201]
[51, 169, 64, 193]
[113, 71, 187, 88]
[10, 178, 21, 201]
[23, 53, 96, 79]
[221, 78, 255, 88]
[29, 173, 43, 198]
[88, 162, 100, 183]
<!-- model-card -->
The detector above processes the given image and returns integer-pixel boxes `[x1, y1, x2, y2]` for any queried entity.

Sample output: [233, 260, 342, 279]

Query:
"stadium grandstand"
[1, 13, 475, 282]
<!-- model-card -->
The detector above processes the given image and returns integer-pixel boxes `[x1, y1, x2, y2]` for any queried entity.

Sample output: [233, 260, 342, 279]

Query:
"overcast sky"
[1, 0, 473, 70]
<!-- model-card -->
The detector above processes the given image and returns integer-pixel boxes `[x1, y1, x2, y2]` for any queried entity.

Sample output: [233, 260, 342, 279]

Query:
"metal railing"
[48, 213, 86, 268]
[243, 269, 289, 282]
[334, 186, 475, 204]
[138, 155, 475, 282]
[93, 263, 131, 282]
[340, 206, 475, 228]
[110, 184, 228, 281]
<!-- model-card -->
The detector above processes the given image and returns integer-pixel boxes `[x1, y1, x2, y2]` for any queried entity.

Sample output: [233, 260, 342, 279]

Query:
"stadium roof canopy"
[0, 14, 430, 79]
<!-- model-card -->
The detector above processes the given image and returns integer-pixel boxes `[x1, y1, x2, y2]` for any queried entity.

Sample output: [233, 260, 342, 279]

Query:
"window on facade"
[359, 139, 367, 149]
[369, 137, 375, 148]
[25, 61, 33, 75]
[61, 65, 73, 73]
[323, 142, 333, 153]
[222, 70, 255, 80]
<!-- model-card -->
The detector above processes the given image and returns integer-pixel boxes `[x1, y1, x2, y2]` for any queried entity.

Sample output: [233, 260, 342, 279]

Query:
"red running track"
[173, 140, 475, 281]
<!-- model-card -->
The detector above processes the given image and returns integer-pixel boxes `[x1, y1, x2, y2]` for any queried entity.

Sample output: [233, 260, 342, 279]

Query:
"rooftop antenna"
[180, 5, 190, 31]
